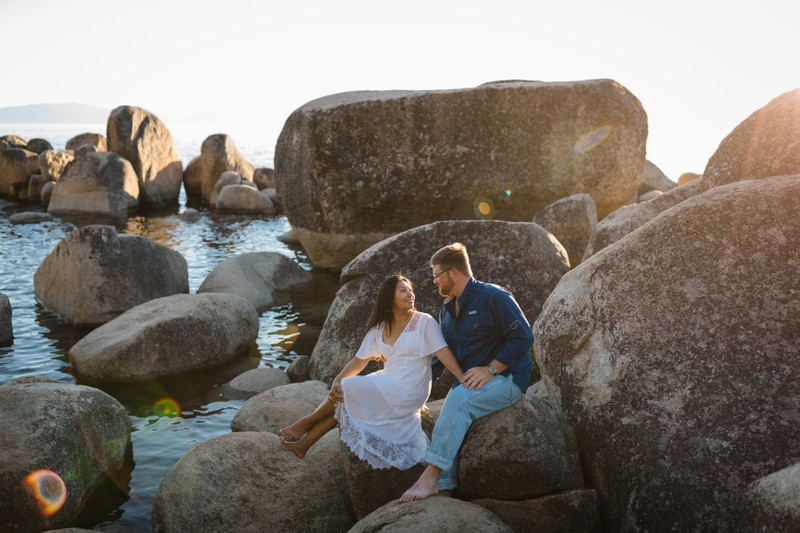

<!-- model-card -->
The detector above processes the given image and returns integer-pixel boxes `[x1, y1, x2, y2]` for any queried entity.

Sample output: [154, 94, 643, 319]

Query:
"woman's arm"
[433, 345, 464, 383]
[328, 355, 371, 403]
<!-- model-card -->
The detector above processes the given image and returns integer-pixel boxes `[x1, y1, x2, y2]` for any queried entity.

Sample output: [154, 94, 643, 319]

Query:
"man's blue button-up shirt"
[439, 277, 534, 392]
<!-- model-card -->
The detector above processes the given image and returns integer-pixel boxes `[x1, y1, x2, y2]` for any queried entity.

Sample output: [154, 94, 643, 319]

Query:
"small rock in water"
[180, 208, 201, 221]
[9, 211, 55, 224]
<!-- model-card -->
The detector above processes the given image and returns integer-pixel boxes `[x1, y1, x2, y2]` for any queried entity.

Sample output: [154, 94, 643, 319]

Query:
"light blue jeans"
[425, 374, 522, 491]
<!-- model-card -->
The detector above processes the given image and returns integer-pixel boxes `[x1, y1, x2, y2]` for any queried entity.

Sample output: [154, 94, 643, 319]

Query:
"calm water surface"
[0, 124, 339, 531]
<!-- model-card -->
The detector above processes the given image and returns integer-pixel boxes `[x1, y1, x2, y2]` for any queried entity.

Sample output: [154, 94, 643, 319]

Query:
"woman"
[279, 274, 463, 469]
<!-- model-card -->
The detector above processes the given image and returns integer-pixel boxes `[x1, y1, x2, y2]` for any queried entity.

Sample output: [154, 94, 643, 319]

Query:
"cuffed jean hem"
[426, 374, 522, 492]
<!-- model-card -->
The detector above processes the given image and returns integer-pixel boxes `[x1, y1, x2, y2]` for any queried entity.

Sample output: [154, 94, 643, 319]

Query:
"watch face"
[489, 366, 497, 375]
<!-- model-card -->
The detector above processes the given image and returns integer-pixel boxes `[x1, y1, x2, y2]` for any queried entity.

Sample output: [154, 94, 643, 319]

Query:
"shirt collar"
[445, 277, 476, 307]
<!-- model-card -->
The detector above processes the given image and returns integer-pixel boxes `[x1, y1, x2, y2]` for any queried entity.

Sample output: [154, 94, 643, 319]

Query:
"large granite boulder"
[275, 79, 647, 268]
[0, 376, 131, 533]
[457, 395, 583, 500]
[197, 252, 311, 312]
[350, 498, 513, 532]
[231, 380, 329, 433]
[66, 132, 107, 152]
[0, 293, 11, 345]
[183, 134, 255, 204]
[739, 462, 800, 531]
[704, 88, 800, 188]
[47, 152, 139, 215]
[0, 147, 37, 199]
[69, 293, 259, 382]
[533, 174, 800, 532]
[107, 105, 183, 204]
[34, 225, 189, 325]
[472, 490, 600, 533]
[582, 177, 708, 260]
[532, 193, 597, 267]
[152, 432, 353, 532]
[309, 219, 569, 384]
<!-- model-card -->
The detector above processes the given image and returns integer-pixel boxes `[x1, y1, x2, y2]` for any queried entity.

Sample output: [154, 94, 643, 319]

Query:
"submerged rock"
[69, 293, 259, 382]
[34, 225, 188, 325]
[0, 377, 131, 532]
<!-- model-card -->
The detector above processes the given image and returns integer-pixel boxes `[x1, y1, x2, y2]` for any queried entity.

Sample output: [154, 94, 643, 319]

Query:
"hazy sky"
[1, 0, 797, 179]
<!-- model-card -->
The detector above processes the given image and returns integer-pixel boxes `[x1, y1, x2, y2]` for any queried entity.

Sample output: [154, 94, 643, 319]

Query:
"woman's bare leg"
[279, 414, 338, 458]
[280, 398, 337, 441]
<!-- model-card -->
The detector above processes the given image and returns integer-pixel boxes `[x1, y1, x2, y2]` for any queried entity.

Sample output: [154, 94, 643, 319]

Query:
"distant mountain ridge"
[0, 102, 110, 123]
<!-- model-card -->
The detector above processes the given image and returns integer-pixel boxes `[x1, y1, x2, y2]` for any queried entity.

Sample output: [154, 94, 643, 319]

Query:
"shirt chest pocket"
[463, 311, 492, 333]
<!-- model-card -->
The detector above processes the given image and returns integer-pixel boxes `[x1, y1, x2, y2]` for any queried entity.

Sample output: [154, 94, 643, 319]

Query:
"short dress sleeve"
[355, 327, 381, 360]
[418, 313, 448, 358]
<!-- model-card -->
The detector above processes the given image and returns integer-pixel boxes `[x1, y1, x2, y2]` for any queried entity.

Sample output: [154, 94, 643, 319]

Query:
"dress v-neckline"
[381, 312, 415, 347]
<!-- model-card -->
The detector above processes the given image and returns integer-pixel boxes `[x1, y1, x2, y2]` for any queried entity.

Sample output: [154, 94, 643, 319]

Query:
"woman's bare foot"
[279, 419, 310, 442]
[399, 466, 443, 502]
[279, 435, 308, 459]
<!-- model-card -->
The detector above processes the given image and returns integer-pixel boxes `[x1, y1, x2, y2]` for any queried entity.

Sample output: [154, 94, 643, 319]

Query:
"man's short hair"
[430, 242, 473, 277]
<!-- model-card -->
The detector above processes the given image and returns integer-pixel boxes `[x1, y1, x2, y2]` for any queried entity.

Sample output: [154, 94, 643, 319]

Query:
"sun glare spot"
[153, 398, 181, 418]
[573, 125, 612, 154]
[22, 469, 67, 517]
[474, 197, 494, 219]
[503, 189, 512, 198]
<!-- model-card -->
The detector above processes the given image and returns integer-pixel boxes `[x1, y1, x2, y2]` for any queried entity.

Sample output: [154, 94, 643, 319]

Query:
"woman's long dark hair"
[364, 274, 415, 335]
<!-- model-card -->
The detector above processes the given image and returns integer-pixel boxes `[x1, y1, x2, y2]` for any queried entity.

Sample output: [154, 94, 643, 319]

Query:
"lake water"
[0, 123, 340, 531]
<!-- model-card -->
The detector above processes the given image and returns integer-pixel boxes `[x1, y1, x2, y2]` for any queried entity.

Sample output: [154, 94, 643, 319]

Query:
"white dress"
[337, 311, 447, 470]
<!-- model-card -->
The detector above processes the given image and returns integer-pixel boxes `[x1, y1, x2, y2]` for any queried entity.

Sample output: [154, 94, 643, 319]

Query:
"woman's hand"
[370, 354, 387, 363]
[461, 366, 493, 391]
[328, 381, 344, 403]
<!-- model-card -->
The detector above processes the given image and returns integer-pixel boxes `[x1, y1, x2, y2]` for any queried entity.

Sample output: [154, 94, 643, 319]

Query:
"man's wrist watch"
[487, 365, 498, 376]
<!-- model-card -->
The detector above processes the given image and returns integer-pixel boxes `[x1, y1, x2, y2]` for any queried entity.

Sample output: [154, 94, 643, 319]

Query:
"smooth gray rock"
[458, 395, 583, 500]
[740, 462, 800, 532]
[309, 219, 568, 384]
[472, 490, 600, 533]
[231, 380, 329, 434]
[704, 88, 800, 188]
[107, 105, 183, 204]
[34, 225, 188, 325]
[534, 174, 800, 532]
[350, 498, 513, 532]
[197, 252, 311, 313]
[151, 432, 353, 533]
[69, 293, 259, 382]
[47, 152, 139, 215]
[0, 377, 131, 532]
[182, 134, 255, 204]
[275, 79, 647, 268]
[9, 211, 55, 224]
[286, 355, 310, 382]
[533, 193, 597, 267]
[0, 293, 11, 345]
[65, 132, 107, 152]
[222, 367, 290, 400]
[215, 184, 274, 212]
[582, 178, 708, 260]
[209, 170, 242, 206]
[640, 160, 676, 194]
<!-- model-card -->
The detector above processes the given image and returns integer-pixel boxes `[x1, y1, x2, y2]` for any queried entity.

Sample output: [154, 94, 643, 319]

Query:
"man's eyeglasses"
[432, 268, 451, 282]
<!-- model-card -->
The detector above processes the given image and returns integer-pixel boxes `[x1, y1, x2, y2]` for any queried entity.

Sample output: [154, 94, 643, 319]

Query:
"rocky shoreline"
[1, 80, 799, 531]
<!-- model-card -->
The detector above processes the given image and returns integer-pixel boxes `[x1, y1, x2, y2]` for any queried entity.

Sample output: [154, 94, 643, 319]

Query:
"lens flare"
[22, 469, 66, 517]
[503, 189, 513, 198]
[573, 125, 612, 154]
[473, 197, 494, 219]
[153, 397, 181, 418]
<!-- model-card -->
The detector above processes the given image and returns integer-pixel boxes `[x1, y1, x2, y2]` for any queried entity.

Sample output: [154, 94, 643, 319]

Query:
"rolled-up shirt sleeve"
[489, 291, 534, 366]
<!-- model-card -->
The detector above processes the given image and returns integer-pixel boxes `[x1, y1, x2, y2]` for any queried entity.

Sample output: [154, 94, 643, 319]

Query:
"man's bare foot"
[279, 435, 308, 459]
[279, 420, 310, 442]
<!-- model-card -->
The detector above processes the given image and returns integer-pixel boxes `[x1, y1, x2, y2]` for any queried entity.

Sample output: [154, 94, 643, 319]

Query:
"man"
[400, 242, 533, 501]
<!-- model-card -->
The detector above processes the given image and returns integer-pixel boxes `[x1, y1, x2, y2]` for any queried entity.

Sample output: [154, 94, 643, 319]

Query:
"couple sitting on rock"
[279, 242, 534, 501]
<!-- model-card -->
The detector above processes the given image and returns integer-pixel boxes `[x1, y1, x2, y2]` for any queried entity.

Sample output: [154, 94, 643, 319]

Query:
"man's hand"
[461, 366, 494, 390]
[328, 381, 344, 403]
